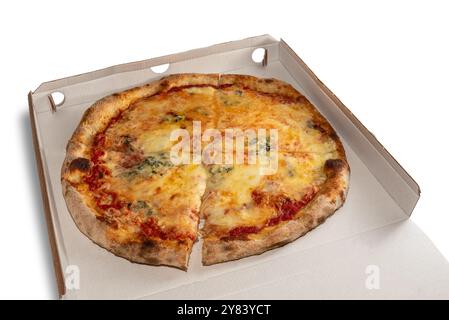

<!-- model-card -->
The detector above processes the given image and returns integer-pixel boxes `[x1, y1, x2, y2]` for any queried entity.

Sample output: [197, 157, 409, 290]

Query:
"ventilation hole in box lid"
[49, 91, 65, 109]
[252, 48, 267, 64]
[150, 63, 170, 74]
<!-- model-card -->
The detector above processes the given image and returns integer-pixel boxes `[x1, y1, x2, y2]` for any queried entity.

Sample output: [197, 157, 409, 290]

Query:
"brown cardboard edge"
[28, 92, 66, 298]
[279, 39, 421, 203]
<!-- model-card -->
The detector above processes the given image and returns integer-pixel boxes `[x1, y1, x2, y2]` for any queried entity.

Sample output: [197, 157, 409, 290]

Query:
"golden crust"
[219, 74, 303, 99]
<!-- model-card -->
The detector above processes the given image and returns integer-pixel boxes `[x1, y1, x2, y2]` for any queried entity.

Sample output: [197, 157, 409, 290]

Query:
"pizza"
[61, 73, 349, 270]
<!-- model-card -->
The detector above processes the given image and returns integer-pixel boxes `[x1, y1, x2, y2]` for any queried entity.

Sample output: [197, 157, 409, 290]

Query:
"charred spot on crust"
[142, 240, 157, 249]
[177, 239, 189, 245]
[160, 80, 170, 89]
[329, 130, 339, 141]
[324, 159, 346, 175]
[69, 157, 91, 172]
[264, 79, 274, 83]
[317, 216, 326, 225]
[307, 119, 327, 134]
[297, 96, 308, 104]
[223, 243, 235, 251]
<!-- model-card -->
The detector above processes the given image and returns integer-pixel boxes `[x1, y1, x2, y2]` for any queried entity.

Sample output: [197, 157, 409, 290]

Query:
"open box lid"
[29, 35, 449, 299]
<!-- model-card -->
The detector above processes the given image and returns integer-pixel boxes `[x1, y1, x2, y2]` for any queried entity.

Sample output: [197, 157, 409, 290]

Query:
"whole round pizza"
[61, 73, 350, 270]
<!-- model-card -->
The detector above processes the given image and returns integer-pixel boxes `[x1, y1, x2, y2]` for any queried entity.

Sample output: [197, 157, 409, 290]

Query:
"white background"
[1, 0, 448, 299]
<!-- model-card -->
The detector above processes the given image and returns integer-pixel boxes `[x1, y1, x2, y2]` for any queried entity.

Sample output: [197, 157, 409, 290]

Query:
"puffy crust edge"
[202, 158, 350, 265]
[219, 74, 304, 99]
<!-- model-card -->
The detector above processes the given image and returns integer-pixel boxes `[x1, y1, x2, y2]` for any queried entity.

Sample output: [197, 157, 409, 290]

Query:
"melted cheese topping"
[105, 86, 219, 154]
[68, 85, 343, 244]
[217, 87, 338, 154]
[108, 162, 206, 230]
[201, 152, 334, 233]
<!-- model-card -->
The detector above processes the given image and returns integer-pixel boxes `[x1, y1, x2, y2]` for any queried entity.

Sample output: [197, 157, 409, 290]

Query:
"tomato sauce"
[83, 112, 127, 213]
[141, 218, 196, 242]
[228, 189, 317, 239]
[83, 117, 195, 242]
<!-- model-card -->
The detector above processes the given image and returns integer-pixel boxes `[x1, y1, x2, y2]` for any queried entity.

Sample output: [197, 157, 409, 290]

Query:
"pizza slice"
[200, 150, 348, 265]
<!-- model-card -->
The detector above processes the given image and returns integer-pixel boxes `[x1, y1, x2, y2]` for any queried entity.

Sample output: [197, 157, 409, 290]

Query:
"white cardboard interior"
[29, 35, 449, 299]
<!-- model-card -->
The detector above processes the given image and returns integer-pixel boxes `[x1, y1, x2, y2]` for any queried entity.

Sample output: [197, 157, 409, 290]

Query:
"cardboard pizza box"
[28, 35, 449, 299]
